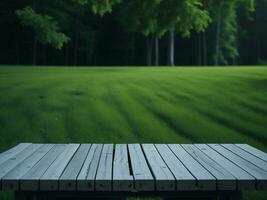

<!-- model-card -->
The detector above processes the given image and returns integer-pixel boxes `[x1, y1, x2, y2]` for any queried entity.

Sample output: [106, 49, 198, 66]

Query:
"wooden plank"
[0, 143, 32, 166]
[20, 144, 67, 191]
[168, 144, 216, 191]
[128, 144, 154, 191]
[0, 144, 42, 181]
[142, 144, 175, 191]
[235, 144, 267, 162]
[95, 144, 114, 191]
[182, 144, 237, 190]
[195, 144, 256, 190]
[59, 144, 91, 191]
[155, 144, 196, 190]
[222, 144, 267, 171]
[209, 144, 267, 190]
[39, 144, 80, 191]
[1, 144, 54, 191]
[113, 144, 133, 191]
[77, 144, 103, 191]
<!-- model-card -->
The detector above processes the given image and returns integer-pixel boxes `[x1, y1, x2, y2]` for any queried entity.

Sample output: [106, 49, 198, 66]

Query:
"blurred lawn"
[0, 66, 266, 199]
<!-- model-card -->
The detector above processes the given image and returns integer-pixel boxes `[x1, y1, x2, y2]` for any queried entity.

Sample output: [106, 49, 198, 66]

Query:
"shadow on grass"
[128, 89, 197, 142]
[107, 89, 145, 141]
[199, 111, 267, 145]
[149, 109, 198, 141]
[68, 90, 85, 96]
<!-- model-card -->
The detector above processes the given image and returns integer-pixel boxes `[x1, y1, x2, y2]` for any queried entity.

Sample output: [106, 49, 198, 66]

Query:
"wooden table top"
[0, 143, 266, 192]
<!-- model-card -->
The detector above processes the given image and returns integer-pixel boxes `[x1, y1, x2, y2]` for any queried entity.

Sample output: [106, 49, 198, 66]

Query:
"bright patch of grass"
[0, 66, 267, 199]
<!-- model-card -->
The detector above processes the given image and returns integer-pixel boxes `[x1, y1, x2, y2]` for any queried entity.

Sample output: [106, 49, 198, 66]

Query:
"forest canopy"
[0, 0, 266, 66]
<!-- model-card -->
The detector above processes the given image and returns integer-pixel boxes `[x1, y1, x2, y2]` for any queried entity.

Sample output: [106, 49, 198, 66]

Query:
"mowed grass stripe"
[149, 77, 267, 145]
[127, 81, 255, 144]
[0, 66, 266, 149]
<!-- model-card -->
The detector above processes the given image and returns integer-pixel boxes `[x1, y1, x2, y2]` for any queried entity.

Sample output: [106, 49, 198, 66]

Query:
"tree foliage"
[204, 0, 255, 65]
[16, 6, 70, 49]
[0, 0, 263, 66]
[77, 0, 122, 16]
[157, 0, 211, 37]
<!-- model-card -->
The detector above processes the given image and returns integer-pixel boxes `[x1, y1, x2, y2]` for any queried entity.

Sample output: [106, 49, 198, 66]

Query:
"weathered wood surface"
[2, 144, 54, 190]
[59, 144, 91, 191]
[182, 144, 236, 190]
[0, 143, 267, 192]
[142, 144, 175, 191]
[128, 144, 154, 191]
[77, 144, 103, 191]
[20, 144, 67, 191]
[95, 144, 114, 191]
[168, 144, 216, 191]
[113, 144, 133, 191]
[39, 144, 80, 191]
[195, 144, 256, 190]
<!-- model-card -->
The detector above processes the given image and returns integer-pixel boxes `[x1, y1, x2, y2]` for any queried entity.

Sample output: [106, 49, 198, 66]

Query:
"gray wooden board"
[113, 144, 133, 191]
[95, 144, 114, 191]
[209, 144, 267, 190]
[222, 144, 267, 171]
[59, 144, 91, 191]
[0, 143, 32, 166]
[20, 144, 67, 191]
[1, 144, 54, 191]
[168, 144, 216, 191]
[128, 144, 154, 191]
[0, 144, 42, 181]
[77, 144, 103, 191]
[235, 144, 267, 162]
[40, 144, 80, 191]
[195, 144, 256, 190]
[182, 144, 237, 190]
[1, 143, 267, 192]
[155, 144, 196, 191]
[142, 144, 175, 191]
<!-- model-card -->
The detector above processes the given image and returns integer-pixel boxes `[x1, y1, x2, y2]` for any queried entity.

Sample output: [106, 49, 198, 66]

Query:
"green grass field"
[0, 66, 267, 200]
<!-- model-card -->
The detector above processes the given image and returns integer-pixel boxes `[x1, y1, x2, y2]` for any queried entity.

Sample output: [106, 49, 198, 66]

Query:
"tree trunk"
[154, 35, 159, 66]
[146, 35, 153, 66]
[43, 46, 47, 65]
[65, 44, 69, 66]
[214, 6, 222, 66]
[73, 36, 78, 66]
[168, 28, 175, 66]
[32, 37, 37, 65]
[233, 27, 239, 65]
[15, 37, 20, 65]
[202, 31, 207, 66]
[197, 33, 202, 66]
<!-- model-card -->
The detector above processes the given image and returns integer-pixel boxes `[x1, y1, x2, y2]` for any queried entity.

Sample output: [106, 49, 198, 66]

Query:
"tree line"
[0, 0, 266, 66]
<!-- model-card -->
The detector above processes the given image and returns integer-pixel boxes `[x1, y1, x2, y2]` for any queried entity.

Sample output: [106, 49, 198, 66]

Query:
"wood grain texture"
[59, 144, 91, 191]
[2, 144, 54, 191]
[209, 144, 267, 190]
[168, 144, 216, 191]
[182, 144, 237, 190]
[0, 143, 32, 166]
[235, 144, 267, 162]
[113, 144, 133, 191]
[222, 144, 267, 171]
[195, 144, 256, 190]
[128, 144, 154, 191]
[155, 144, 196, 190]
[40, 144, 80, 191]
[95, 144, 114, 191]
[142, 144, 175, 191]
[77, 144, 103, 191]
[0, 143, 267, 192]
[20, 144, 67, 191]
